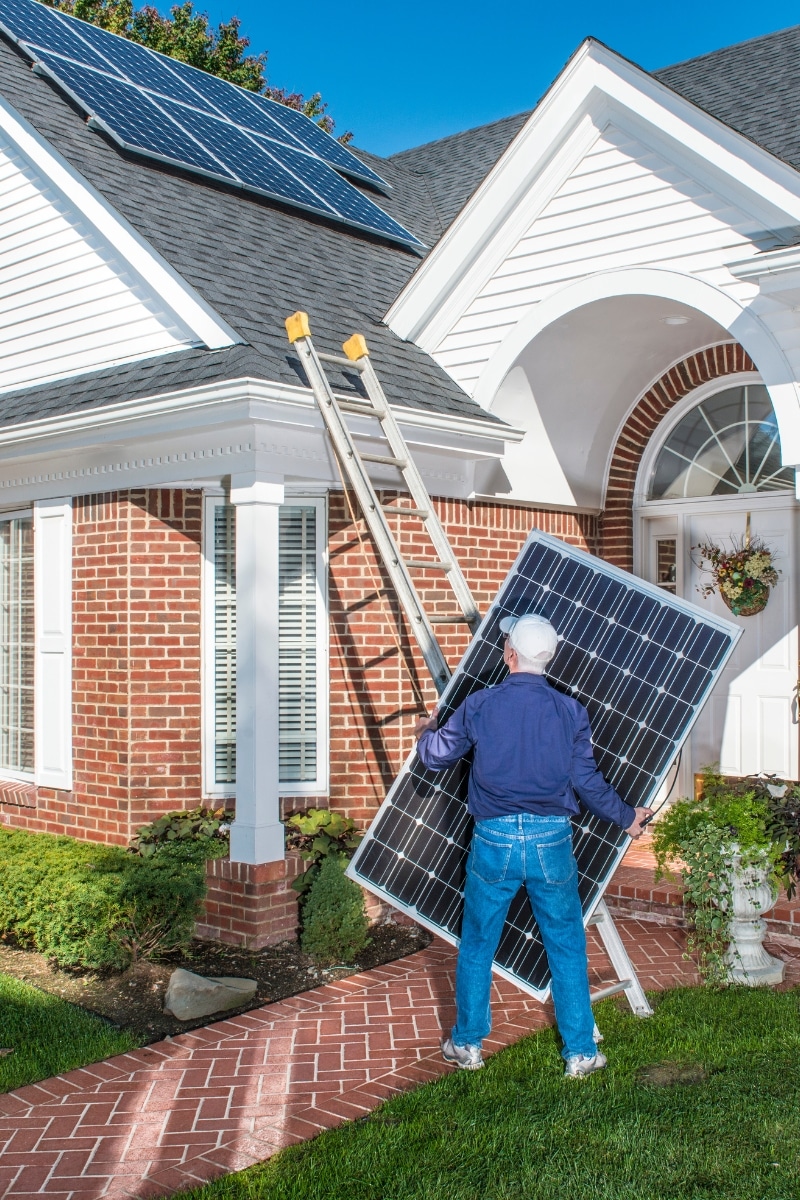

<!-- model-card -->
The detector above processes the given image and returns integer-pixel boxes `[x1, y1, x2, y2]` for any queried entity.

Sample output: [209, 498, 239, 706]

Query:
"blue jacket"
[417, 673, 635, 827]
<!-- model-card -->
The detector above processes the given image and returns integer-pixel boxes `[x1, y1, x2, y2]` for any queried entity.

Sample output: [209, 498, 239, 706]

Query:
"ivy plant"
[129, 806, 234, 863]
[652, 767, 784, 985]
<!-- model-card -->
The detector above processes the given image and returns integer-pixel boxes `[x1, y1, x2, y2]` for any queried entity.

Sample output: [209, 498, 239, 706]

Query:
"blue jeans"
[453, 813, 595, 1060]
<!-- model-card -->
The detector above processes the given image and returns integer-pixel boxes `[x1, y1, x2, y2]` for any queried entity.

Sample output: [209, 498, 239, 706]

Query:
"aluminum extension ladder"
[285, 310, 480, 696]
[285, 309, 651, 1018]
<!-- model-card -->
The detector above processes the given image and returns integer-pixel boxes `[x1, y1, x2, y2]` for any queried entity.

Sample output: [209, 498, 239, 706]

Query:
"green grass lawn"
[0, 972, 136, 1094]
[182, 986, 800, 1200]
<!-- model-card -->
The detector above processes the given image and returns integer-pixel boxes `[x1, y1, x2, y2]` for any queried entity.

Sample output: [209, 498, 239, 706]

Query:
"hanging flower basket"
[720, 579, 770, 617]
[693, 533, 779, 618]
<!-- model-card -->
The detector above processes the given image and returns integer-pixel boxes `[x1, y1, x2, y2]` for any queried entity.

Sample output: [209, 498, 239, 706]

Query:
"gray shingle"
[387, 113, 531, 238]
[655, 26, 800, 173]
[0, 36, 503, 428]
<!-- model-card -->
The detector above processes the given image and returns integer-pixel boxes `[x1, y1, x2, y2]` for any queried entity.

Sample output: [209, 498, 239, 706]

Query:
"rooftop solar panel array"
[348, 530, 740, 999]
[0, 0, 423, 249]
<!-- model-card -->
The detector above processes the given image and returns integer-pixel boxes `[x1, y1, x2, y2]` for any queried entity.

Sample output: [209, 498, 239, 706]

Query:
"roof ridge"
[655, 22, 800, 75]
[387, 110, 531, 164]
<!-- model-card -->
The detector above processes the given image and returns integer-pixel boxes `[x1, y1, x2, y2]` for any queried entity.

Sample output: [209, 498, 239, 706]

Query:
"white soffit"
[0, 91, 241, 395]
[386, 40, 800, 356]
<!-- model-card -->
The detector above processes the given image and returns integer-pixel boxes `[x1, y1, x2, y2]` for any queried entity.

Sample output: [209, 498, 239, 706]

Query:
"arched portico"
[471, 268, 800, 783]
[472, 269, 800, 512]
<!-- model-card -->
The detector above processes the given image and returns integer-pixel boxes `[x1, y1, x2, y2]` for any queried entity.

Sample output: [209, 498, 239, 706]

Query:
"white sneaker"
[441, 1036, 484, 1070]
[564, 1051, 607, 1078]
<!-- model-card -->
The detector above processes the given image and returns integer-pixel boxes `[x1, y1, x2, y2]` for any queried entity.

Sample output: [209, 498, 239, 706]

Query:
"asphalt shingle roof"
[386, 112, 531, 239]
[655, 25, 800, 173]
[0, 35, 503, 429]
[5, 20, 800, 432]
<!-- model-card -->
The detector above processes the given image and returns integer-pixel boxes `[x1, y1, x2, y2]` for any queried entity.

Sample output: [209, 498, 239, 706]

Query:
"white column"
[229, 473, 285, 864]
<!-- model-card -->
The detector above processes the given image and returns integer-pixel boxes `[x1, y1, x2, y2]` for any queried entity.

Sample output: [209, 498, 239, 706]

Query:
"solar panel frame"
[347, 530, 741, 1000]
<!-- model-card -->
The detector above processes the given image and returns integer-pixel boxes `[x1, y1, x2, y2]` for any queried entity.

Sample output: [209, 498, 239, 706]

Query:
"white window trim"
[201, 491, 329, 800]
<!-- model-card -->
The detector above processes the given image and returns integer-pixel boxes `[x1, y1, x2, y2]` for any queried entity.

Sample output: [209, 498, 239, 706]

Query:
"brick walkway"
[1, 911, 799, 1200]
[605, 835, 800, 940]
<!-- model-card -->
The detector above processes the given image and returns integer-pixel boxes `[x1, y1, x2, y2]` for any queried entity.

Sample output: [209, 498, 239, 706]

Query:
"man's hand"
[625, 807, 651, 840]
[414, 708, 439, 740]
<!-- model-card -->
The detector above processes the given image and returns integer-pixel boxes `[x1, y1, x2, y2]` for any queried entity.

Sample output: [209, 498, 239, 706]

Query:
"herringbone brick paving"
[1, 918, 798, 1200]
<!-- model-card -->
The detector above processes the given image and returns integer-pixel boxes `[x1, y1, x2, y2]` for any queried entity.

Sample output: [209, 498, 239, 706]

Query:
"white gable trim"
[0, 92, 242, 352]
[387, 40, 800, 352]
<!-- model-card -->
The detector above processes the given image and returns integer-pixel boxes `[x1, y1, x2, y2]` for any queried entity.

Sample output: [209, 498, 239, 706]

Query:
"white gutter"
[0, 375, 524, 449]
[727, 245, 800, 279]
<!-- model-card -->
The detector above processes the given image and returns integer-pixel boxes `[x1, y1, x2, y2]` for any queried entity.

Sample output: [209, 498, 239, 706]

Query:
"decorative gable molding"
[387, 40, 800, 362]
[0, 92, 241, 395]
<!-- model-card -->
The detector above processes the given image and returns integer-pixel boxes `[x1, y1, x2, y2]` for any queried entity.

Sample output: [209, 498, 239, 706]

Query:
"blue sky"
[198, 1, 799, 156]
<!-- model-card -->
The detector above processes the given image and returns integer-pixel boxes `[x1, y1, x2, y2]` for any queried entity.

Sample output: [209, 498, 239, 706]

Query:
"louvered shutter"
[213, 502, 236, 785]
[278, 506, 317, 783]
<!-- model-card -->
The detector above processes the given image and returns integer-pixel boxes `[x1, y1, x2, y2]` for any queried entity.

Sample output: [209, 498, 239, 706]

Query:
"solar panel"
[0, 0, 420, 247]
[348, 530, 741, 999]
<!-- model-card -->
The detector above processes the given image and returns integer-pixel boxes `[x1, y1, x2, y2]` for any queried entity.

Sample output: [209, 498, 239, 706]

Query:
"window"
[0, 515, 34, 775]
[203, 495, 327, 796]
[648, 384, 795, 500]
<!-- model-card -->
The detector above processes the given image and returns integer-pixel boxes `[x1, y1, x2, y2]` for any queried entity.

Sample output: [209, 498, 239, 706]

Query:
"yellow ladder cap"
[285, 311, 311, 343]
[343, 333, 369, 361]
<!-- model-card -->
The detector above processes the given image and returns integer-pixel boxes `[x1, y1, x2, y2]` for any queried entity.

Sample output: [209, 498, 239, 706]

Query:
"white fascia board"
[728, 245, 800, 280]
[387, 39, 800, 352]
[0, 93, 242, 351]
[0, 376, 521, 451]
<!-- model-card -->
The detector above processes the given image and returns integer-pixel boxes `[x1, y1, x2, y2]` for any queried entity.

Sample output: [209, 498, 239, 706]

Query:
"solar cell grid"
[33, 51, 234, 177]
[0, 0, 110, 70]
[348, 530, 740, 998]
[161, 99, 334, 211]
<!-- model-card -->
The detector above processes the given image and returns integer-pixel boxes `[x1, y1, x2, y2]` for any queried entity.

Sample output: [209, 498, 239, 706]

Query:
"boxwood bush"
[0, 827, 207, 971]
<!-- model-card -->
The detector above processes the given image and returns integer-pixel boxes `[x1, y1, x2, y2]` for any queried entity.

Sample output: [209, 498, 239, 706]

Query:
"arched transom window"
[648, 384, 794, 500]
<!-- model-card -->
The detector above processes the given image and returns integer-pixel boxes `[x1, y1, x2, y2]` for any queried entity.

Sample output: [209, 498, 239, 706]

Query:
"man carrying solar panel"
[414, 614, 649, 1077]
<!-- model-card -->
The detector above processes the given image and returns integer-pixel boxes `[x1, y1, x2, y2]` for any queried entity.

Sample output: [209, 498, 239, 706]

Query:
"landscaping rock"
[163, 968, 257, 1020]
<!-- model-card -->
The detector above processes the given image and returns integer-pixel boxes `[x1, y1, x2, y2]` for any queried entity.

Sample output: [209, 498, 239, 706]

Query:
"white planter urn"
[722, 848, 785, 986]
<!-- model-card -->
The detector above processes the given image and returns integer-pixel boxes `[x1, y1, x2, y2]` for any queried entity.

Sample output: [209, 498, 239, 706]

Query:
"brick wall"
[0, 488, 203, 841]
[0, 484, 598, 947]
[600, 343, 755, 571]
[328, 492, 598, 827]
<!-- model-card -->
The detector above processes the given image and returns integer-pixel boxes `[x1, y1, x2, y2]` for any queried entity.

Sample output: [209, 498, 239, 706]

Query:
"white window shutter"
[34, 498, 72, 790]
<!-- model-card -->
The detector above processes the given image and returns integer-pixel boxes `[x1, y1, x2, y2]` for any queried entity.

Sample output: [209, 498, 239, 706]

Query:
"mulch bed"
[0, 922, 431, 1044]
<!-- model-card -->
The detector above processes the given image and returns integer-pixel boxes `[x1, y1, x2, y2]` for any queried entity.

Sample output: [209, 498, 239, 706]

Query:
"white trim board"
[387, 39, 800, 355]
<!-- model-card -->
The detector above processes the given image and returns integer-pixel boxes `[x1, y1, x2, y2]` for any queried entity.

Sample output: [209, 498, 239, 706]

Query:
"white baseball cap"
[499, 614, 558, 663]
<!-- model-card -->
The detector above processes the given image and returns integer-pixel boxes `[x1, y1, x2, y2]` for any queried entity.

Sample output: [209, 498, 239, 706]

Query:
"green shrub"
[0, 827, 207, 971]
[299, 854, 369, 966]
[285, 808, 362, 900]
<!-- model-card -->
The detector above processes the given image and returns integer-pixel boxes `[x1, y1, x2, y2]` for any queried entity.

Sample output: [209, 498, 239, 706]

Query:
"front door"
[644, 500, 798, 792]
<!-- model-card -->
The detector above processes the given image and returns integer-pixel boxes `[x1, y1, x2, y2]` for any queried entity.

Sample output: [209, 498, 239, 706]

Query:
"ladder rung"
[429, 613, 473, 623]
[318, 351, 365, 370]
[336, 399, 378, 415]
[361, 452, 407, 467]
[590, 980, 632, 1004]
[404, 559, 452, 571]
[382, 505, 429, 518]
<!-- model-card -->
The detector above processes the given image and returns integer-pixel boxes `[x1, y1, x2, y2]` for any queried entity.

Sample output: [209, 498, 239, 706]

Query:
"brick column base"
[198, 852, 305, 948]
